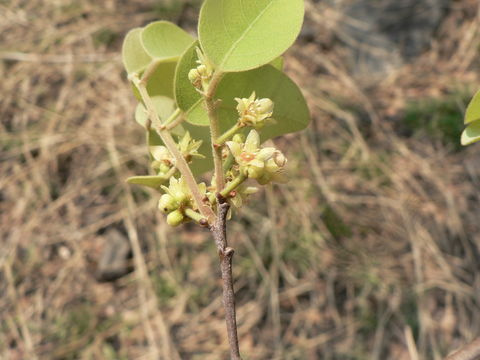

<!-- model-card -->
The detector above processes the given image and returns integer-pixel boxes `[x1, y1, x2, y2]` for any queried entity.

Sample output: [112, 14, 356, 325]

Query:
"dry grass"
[2, 0, 480, 359]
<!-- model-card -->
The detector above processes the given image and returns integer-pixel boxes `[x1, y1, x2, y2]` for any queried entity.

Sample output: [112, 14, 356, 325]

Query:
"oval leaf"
[122, 28, 152, 74]
[198, 0, 304, 72]
[182, 122, 214, 176]
[461, 120, 480, 146]
[141, 21, 194, 61]
[465, 89, 480, 124]
[134, 96, 186, 147]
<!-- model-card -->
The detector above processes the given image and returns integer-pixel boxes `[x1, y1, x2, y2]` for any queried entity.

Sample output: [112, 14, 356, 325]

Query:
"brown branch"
[210, 196, 242, 360]
[446, 338, 480, 360]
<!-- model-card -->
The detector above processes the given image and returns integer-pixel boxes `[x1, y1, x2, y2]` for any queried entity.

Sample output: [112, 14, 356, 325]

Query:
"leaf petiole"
[160, 108, 183, 130]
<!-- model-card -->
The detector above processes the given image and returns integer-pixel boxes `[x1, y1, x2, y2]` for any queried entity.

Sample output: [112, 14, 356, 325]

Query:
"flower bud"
[188, 68, 199, 82]
[159, 163, 171, 175]
[158, 194, 177, 214]
[272, 150, 287, 167]
[167, 209, 184, 226]
[255, 98, 274, 114]
[232, 133, 245, 144]
[197, 64, 207, 76]
[188, 68, 202, 89]
[188, 47, 214, 92]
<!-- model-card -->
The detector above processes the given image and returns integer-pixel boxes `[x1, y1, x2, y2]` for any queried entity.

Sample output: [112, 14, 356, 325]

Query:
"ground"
[1, 0, 480, 359]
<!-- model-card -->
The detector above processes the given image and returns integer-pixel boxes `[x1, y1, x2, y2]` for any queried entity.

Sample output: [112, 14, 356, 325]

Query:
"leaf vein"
[219, 0, 276, 69]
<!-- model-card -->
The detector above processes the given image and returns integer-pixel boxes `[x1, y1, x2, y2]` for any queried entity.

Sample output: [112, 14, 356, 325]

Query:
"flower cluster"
[226, 130, 287, 185]
[150, 132, 203, 176]
[158, 176, 206, 226]
[148, 53, 288, 227]
[235, 91, 274, 129]
[188, 47, 214, 93]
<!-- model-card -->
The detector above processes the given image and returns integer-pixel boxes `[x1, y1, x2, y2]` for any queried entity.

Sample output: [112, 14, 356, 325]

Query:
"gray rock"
[96, 228, 132, 282]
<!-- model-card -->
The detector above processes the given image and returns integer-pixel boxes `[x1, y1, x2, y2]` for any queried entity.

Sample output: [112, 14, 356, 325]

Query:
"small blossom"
[188, 47, 214, 92]
[177, 131, 205, 162]
[150, 132, 203, 174]
[257, 150, 288, 185]
[158, 193, 178, 214]
[167, 209, 185, 227]
[226, 130, 287, 184]
[235, 91, 274, 129]
[160, 176, 206, 213]
[150, 145, 173, 175]
[226, 130, 276, 180]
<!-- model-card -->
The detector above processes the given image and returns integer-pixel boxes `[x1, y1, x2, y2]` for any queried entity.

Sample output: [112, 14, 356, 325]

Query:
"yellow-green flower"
[166, 209, 185, 227]
[226, 130, 287, 184]
[226, 130, 276, 180]
[150, 145, 173, 175]
[159, 176, 206, 214]
[257, 150, 288, 185]
[177, 131, 204, 163]
[235, 91, 274, 129]
[188, 47, 214, 93]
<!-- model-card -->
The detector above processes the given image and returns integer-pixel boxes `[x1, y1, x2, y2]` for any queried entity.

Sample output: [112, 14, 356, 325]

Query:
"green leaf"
[174, 41, 209, 126]
[180, 64, 309, 139]
[461, 120, 480, 145]
[132, 61, 178, 101]
[198, 0, 304, 72]
[134, 96, 186, 147]
[465, 89, 480, 124]
[127, 175, 167, 189]
[141, 21, 195, 61]
[182, 122, 213, 176]
[270, 56, 284, 71]
[135, 96, 176, 129]
[122, 28, 152, 74]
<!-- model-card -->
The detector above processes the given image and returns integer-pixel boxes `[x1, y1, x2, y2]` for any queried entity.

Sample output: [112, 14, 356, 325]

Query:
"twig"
[446, 338, 480, 360]
[210, 196, 242, 360]
[131, 75, 216, 223]
[205, 71, 225, 192]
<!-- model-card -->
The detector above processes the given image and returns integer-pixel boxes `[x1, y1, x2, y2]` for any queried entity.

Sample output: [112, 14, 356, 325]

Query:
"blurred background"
[2, 0, 480, 359]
